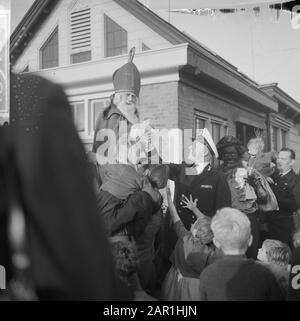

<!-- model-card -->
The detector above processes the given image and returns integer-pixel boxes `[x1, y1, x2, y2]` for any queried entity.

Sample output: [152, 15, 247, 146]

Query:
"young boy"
[258, 239, 292, 298]
[199, 208, 284, 301]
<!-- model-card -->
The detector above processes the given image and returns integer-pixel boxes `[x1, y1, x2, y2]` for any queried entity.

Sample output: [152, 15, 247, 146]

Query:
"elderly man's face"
[114, 92, 139, 124]
[115, 92, 138, 110]
[277, 151, 294, 173]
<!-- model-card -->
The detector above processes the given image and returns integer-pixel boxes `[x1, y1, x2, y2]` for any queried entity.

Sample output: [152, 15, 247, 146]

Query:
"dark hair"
[216, 135, 244, 161]
[280, 148, 296, 160]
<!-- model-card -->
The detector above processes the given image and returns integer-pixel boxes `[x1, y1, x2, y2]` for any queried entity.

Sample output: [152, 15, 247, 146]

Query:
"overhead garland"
[169, 0, 300, 19]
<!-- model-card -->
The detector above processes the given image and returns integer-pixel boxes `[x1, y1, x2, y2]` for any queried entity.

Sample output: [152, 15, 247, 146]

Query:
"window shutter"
[71, 8, 91, 51]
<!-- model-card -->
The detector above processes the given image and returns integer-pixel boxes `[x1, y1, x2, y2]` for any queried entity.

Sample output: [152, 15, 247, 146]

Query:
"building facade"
[10, 0, 300, 171]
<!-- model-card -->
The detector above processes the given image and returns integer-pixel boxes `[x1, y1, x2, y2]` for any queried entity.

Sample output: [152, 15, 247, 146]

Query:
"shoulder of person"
[288, 170, 300, 185]
[106, 107, 125, 120]
[210, 167, 228, 179]
[253, 260, 279, 278]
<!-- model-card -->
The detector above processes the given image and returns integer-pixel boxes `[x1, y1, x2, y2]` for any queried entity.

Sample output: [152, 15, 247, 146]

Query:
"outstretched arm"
[166, 186, 191, 240]
[181, 194, 206, 219]
[166, 186, 180, 224]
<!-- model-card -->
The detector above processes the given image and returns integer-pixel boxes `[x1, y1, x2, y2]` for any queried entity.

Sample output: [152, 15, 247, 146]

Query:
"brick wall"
[178, 82, 266, 134]
[139, 82, 179, 129]
[178, 82, 268, 157]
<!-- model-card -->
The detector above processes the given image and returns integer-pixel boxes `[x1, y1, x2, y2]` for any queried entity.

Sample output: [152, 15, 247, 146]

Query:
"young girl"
[161, 188, 219, 301]
[247, 136, 277, 180]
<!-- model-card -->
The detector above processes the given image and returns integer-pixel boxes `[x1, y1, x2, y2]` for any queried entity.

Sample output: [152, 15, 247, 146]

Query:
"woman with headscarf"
[216, 135, 260, 259]
[7, 72, 130, 300]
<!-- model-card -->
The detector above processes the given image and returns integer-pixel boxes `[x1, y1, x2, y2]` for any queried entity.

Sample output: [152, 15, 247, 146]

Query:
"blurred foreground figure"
[3, 73, 131, 300]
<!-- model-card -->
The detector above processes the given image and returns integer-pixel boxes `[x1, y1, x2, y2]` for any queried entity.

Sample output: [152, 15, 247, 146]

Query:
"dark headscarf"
[216, 135, 245, 161]
[9, 73, 131, 300]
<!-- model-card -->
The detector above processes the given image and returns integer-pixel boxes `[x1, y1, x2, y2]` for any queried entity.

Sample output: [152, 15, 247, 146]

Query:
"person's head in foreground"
[258, 239, 291, 270]
[211, 207, 252, 255]
[190, 215, 213, 245]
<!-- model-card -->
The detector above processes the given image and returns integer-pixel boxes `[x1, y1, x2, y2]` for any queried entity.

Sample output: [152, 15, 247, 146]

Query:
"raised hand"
[181, 194, 198, 212]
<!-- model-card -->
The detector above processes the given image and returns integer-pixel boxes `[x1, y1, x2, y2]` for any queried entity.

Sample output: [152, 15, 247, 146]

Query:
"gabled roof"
[10, 0, 60, 64]
[11, 0, 238, 72]
[260, 83, 300, 117]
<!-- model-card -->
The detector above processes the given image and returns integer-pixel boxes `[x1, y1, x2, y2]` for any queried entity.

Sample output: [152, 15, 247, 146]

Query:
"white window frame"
[194, 110, 228, 141]
[69, 100, 86, 135]
[88, 97, 110, 137]
[68, 93, 111, 141]
[270, 115, 292, 151]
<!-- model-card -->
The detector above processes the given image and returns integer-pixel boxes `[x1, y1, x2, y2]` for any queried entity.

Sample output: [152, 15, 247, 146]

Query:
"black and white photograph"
[1, 0, 300, 309]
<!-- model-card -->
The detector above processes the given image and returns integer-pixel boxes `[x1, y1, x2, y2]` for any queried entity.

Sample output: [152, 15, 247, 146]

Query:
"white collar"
[117, 104, 139, 125]
[195, 162, 210, 175]
[280, 169, 292, 177]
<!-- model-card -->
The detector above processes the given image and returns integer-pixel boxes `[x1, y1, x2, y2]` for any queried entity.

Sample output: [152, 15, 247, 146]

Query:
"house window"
[236, 122, 263, 147]
[281, 129, 287, 148]
[142, 42, 150, 51]
[40, 27, 59, 69]
[88, 98, 110, 136]
[70, 8, 91, 63]
[270, 115, 291, 152]
[272, 126, 279, 151]
[104, 15, 128, 57]
[194, 111, 227, 144]
[272, 126, 288, 151]
[70, 101, 85, 132]
[195, 117, 206, 131]
[71, 51, 91, 64]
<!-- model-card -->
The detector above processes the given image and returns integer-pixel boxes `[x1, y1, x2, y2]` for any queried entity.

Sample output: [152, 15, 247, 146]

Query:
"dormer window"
[104, 15, 128, 57]
[40, 27, 59, 69]
[142, 42, 150, 51]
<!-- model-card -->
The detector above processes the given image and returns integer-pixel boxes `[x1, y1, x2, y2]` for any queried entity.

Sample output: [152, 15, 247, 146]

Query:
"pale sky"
[9, 0, 300, 102]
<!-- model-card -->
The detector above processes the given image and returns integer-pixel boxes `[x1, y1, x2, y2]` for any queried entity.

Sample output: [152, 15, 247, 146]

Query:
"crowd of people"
[0, 47, 300, 301]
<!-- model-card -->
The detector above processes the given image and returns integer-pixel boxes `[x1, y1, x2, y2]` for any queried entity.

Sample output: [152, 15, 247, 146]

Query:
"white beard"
[117, 103, 139, 125]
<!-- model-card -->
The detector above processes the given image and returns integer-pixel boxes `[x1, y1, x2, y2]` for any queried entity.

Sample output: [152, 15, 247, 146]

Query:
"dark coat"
[169, 163, 232, 230]
[270, 169, 300, 216]
[92, 104, 130, 154]
[8, 73, 130, 300]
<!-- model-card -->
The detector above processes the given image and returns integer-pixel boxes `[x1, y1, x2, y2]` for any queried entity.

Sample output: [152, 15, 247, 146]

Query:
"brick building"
[10, 0, 300, 171]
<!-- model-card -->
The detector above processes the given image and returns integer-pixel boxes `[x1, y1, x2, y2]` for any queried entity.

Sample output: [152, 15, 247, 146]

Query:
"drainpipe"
[265, 112, 272, 151]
